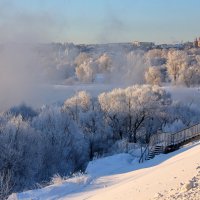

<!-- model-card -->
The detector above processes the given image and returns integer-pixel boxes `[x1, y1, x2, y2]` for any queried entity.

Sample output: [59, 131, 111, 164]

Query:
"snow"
[9, 141, 200, 200]
[86, 154, 134, 177]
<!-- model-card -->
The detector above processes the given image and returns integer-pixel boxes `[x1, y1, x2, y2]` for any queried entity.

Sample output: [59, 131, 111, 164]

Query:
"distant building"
[133, 41, 155, 48]
[194, 38, 200, 48]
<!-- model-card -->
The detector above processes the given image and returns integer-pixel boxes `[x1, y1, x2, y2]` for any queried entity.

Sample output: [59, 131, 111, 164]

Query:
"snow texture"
[9, 141, 200, 200]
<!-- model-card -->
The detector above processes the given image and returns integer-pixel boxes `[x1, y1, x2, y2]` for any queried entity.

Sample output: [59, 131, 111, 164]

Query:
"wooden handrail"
[139, 144, 149, 163]
[139, 134, 158, 163]
[162, 122, 200, 135]
[139, 122, 200, 163]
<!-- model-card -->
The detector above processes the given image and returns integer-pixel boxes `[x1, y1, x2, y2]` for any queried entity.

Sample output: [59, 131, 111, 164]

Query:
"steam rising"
[0, 44, 45, 110]
[0, 1, 147, 111]
[0, 0, 68, 43]
[0, 1, 68, 110]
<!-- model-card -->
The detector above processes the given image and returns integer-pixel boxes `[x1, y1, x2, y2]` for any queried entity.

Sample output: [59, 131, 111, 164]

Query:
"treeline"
[1, 85, 200, 199]
[145, 48, 200, 86]
[38, 43, 200, 87]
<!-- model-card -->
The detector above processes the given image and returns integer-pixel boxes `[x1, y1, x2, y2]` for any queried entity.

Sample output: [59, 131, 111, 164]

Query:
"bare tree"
[0, 169, 13, 200]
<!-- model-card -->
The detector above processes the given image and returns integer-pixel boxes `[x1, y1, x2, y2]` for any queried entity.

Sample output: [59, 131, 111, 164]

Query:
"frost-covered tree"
[97, 53, 112, 73]
[8, 103, 37, 120]
[0, 115, 42, 192]
[63, 91, 91, 122]
[75, 59, 97, 83]
[0, 104, 90, 196]
[125, 51, 147, 84]
[98, 88, 127, 140]
[124, 85, 171, 143]
[99, 85, 171, 143]
[32, 106, 89, 179]
[75, 52, 90, 67]
[40, 43, 79, 82]
[75, 53, 97, 83]
[63, 92, 110, 158]
[79, 99, 109, 158]
[166, 50, 189, 85]
[145, 49, 166, 66]
[165, 52, 200, 87]
[182, 65, 200, 87]
[167, 102, 200, 127]
[145, 66, 162, 85]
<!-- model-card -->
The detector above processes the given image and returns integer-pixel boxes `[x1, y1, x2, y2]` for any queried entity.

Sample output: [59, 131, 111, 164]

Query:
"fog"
[0, 0, 68, 44]
[0, 1, 148, 111]
[0, 44, 43, 110]
[0, 1, 68, 110]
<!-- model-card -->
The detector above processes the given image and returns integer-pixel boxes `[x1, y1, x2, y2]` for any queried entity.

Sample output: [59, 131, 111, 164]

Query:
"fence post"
[184, 130, 186, 141]
[171, 133, 174, 145]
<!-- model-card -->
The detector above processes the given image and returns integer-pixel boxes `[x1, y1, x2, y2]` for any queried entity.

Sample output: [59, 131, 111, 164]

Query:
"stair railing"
[139, 134, 157, 163]
[166, 122, 200, 146]
[139, 122, 200, 163]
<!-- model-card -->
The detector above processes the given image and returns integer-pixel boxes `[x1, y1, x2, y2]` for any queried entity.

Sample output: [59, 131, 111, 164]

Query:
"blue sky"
[0, 0, 200, 44]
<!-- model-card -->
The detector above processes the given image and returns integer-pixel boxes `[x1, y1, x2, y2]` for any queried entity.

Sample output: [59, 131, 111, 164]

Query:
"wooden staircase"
[146, 145, 163, 160]
[139, 122, 200, 163]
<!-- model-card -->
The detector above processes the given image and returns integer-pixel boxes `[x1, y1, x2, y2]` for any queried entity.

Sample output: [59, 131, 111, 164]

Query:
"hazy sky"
[0, 0, 200, 44]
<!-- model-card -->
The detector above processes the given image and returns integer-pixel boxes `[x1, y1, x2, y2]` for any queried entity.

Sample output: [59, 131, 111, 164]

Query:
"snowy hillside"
[9, 141, 200, 200]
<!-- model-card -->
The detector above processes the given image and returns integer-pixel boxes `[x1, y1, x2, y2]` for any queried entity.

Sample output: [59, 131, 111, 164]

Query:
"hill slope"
[9, 142, 200, 200]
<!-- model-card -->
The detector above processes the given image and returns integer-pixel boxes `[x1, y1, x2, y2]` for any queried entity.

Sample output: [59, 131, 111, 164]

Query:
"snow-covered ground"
[9, 141, 200, 200]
